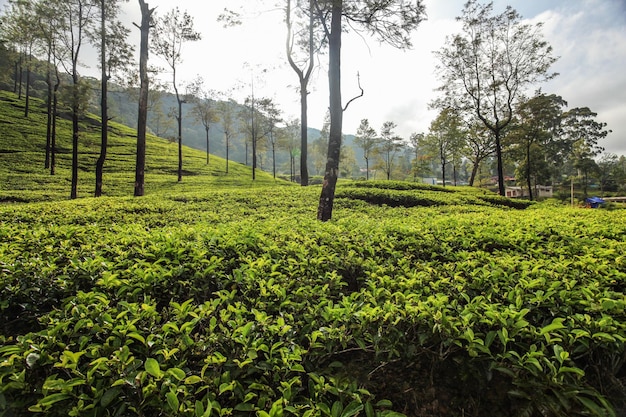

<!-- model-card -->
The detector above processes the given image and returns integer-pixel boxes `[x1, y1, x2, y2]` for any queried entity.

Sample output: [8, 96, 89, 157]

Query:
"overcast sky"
[2, 0, 624, 155]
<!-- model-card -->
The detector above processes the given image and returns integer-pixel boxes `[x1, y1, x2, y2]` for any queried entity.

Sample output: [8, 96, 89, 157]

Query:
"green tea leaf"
[166, 391, 179, 412]
[145, 358, 163, 378]
[100, 387, 122, 407]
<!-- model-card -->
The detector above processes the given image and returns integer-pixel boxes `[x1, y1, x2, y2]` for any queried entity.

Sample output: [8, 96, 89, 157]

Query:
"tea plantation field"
[1, 184, 625, 417]
[1, 90, 625, 416]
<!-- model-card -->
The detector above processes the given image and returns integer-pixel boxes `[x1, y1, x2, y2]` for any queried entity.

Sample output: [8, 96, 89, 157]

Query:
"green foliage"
[0, 90, 625, 417]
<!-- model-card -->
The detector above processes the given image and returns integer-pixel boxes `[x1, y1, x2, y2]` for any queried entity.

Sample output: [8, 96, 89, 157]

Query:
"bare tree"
[152, 7, 201, 182]
[434, 0, 557, 195]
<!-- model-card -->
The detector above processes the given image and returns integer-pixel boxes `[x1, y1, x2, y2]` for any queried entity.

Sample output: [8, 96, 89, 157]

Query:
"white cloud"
[3, 0, 623, 155]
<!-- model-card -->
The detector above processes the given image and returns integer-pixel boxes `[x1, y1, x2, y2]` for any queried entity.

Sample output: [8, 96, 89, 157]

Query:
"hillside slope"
[0, 91, 288, 202]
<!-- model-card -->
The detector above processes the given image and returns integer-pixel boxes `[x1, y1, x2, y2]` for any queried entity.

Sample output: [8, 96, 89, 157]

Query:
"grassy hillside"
[1, 90, 625, 417]
[0, 91, 285, 203]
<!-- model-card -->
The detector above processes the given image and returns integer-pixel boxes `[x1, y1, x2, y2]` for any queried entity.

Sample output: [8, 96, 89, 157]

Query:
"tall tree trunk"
[317, 0, 342, 221]
[251, 84, 257, 180]
[95, 0, 108, 197]
[134, 0, 152, 197]
[17, 53, 23, 98]
[453, 164, 457, 186]
[495, 130, 505, 195]
[272, 141, 276, 179]
[70, 74, 80, 200]
[300, 77, 309, 185]
[526, 141, 533, 201]
[51, 69, 60, 176]
[24, 50, 31, 117]
[226, 137, 229, 173]
[365, 157, 369, 180]
[45, 51, 53, 169]
[177, 99, 183, 181]
[205, 127, 210, 164]
[13, 60, 18, 94]
[441, 158, 446, 187]
[469, 159, 479, 186]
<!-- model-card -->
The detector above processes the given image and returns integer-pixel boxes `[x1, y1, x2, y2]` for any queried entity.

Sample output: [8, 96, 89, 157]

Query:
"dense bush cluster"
[1, 186, 625, 417]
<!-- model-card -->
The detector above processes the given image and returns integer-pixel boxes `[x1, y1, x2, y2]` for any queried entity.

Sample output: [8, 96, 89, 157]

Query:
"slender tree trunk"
[95, 0, 108, 197]
[13, 60, 18, 94]
[177, 99, 183, 181]
[441, 158, 446, 187]
[300, 78, 309, 185]
[272, 141, 276, 179]
[51, 69, 60, 176]
[17, 53, 23, 99]
[70, 73, 80, 200]
[365, 157, 369, 180]
[526, 141, 533, 201]
[24, 51, 31, 117]
[205, 127, 210, 164]
[317, 0, 342, 221]
[453, 164, 457, 186]
[225, 136, 229, 173]
[134, 0, 152, 197]
[251, 85, 256, 180]
[45, 51, 53, 169]
[495, 130, 505, 195]
[469, 159, 479, 186]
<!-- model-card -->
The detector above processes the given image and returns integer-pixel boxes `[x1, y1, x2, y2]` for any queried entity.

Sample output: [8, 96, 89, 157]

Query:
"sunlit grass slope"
[0, 90, 286, 202]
